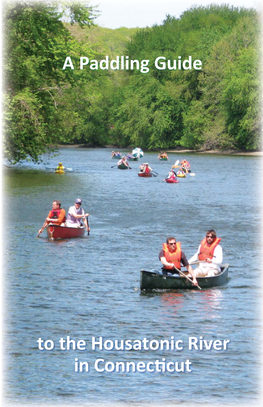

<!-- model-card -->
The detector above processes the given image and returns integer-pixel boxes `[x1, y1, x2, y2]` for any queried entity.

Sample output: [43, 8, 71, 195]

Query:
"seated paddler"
[66, 198, 90, 232]
[56, 162, 65, 171]
[38, 200, 66, 236]
[189, 229, 223, 277]
[159, 236, 198, 286]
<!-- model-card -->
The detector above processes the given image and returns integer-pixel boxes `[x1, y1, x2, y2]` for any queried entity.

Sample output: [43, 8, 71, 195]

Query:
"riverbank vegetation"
[3, 1, 261, 163]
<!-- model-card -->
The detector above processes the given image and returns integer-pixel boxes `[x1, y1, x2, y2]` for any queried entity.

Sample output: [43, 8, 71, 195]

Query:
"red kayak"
[165, 178, 179, 183]
[47, 225, 85, 239]
[138, 172, 153, 177]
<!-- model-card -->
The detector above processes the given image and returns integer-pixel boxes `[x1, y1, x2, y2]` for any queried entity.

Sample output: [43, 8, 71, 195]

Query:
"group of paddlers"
[165, 159, 191, 180]
[37, 198, 90, 237]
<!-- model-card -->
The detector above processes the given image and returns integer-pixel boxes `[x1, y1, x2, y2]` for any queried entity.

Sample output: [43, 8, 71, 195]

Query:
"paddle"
[173, 266, 201, 290]
[37, 222, 48, 238]
[173, 159, 179, 167]
[189, 173, 195, 176]
[111, 165, 117, 168]
[86, 217, 90, 236]
[151, 170, 158, 175]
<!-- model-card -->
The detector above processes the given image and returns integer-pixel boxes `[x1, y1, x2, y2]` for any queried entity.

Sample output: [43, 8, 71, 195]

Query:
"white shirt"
[66, 205, 85, 225]
[189, 244, 223, 271]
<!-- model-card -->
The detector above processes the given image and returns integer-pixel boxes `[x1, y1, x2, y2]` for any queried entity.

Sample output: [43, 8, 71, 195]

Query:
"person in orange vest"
[38, 200, 66, 236]
[189, 230, 223, 277]
[159, 237, 198, 286]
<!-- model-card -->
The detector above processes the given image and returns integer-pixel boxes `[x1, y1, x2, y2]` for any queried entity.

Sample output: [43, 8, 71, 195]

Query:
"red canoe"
[138, 172, 153, 177]
[47, 225, 85, 239]
[165, 178, 179, 183]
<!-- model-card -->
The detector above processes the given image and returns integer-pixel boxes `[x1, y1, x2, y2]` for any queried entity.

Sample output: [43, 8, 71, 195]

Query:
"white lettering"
[62, 57, 74, 70]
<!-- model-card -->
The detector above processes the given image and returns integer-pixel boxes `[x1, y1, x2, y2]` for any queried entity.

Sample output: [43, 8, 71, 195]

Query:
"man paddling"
[37, 200, 66, 236]
[66, 198, 90, 233]
[159, 237, 198, 286]
[189, 230, 223, 277]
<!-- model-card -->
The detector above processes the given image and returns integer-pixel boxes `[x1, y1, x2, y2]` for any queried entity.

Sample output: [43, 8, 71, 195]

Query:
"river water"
[3, 147, 263, 406]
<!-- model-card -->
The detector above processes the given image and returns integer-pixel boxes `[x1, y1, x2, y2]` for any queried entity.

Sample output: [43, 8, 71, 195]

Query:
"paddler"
[181, 159, 190, 172]
[56, 162, 65, 171]
[66, 198, 90, 233]
[159, 237, 198, 286]
[118, 156, 131, 168]
[166, 169, 177, 181]
[139, 163, 152, 174]
[189, 230, 223, 277]
[37, 200, 66, 236]
[176, 167, 185, 176]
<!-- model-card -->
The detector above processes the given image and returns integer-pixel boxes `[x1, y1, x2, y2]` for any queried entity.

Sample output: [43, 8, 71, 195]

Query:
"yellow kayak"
[177, 173, 186, 178]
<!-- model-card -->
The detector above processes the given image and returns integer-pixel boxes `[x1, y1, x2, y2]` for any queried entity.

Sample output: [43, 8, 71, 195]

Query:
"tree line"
[3, 2, 261, 163]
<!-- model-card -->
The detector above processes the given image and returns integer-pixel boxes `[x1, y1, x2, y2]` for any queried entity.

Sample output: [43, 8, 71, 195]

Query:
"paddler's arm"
[38, 210, 52, 236]
[71, 212, 89, 219]
[182, 253, 198, 286]
[206, 245, 223, 264]
[185, 264, 198, 286]
[160, 256, 173, 268]
[188, 245, 201, 264]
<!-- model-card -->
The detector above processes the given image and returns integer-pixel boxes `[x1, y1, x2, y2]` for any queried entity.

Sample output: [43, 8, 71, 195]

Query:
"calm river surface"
[3, 147, 263, 406]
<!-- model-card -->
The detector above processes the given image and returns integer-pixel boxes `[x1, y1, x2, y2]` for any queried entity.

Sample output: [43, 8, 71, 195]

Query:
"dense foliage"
[3, 2, 261, 163]
[111, 5, 261, 151]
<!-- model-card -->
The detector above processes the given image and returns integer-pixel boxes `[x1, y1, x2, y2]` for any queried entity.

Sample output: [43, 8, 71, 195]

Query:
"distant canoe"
[47, 225, 85, 240]
[140, 264, 229, 291]
[118, 162, 130, 169]
[165, 178, 179, 183]
[112, 154, 122, 159]
[126, 154, 138, 161]
[158, 153, 168, 160]
[138, 172, 153, 177]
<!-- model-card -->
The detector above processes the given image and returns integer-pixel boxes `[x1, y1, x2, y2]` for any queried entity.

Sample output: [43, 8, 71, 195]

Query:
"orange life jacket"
[198, 237, 221, 261]
[162, 242, 182, 269]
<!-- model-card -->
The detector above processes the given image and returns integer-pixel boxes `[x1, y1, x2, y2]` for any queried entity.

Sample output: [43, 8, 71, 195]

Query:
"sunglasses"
[168, 242, 176, 245]
[206, 235, 213, 238]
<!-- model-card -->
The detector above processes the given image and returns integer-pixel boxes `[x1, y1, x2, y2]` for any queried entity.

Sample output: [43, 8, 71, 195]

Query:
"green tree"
[3, 1, 97, 162]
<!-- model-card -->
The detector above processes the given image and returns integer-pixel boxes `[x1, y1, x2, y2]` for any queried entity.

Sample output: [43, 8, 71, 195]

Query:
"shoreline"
[57, 145, 263, 157]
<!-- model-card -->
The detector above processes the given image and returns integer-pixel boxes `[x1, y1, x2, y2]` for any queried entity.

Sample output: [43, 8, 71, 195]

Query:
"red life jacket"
[198, 237, 221, 261]
[162, 242, 182, 269]
[49, 209, 66, 222]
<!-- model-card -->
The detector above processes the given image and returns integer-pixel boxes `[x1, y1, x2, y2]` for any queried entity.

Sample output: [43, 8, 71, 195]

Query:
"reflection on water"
[3, 148, 263, 405]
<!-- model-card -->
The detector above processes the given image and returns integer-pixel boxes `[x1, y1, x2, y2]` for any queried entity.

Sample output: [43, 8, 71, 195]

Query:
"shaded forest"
[3, 1, 261, 163]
